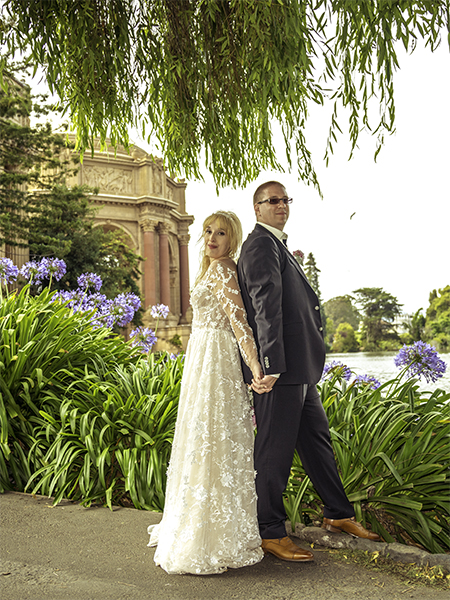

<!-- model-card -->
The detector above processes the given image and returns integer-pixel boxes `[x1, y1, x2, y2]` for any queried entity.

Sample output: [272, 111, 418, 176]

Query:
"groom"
[237, 181, 379, 562]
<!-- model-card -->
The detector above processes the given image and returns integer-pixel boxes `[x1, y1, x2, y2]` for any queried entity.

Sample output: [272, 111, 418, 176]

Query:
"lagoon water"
[326, 351, 450, 394]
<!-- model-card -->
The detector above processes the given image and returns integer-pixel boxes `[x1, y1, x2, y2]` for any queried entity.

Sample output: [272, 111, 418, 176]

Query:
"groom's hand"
[252, 375, 278, 395]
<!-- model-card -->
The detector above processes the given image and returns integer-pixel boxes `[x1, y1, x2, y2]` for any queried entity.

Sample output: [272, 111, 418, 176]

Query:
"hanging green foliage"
[1, 1, 448, 189]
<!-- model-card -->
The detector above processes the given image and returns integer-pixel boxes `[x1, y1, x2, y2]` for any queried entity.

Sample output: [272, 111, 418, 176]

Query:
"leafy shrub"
[0, 283, 181, 510]
[0, 285, 139, 491]
[26, 355, 182, 510]
[284, 370, 450, 554]
[2, 282, 449, 554]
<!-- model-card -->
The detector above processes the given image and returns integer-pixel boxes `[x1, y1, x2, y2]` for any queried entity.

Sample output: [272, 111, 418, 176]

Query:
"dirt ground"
[1, 492, 448, 600]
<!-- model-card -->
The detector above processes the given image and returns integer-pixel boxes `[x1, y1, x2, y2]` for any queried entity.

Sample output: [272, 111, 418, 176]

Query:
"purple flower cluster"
[3, 256, 152, 345]
[20, 257, 66, 284]
[166, 352, 185, 362]
[122, 292, 141, 312]
[0, 258, 19, 285]
[41, 258, 66, 281]
[321, 361, 352, 382]
[55, 289, 83, 308]
[395, 341, 447, 383]
[77, 272, 103, 292]
[19, 260, 41, 284]
[352, 374, 381, 390]
[103, 293, 141, 328]
[151, 303, 170, 319]
[55, 290, 107, 314]
[130, 327, 157, 352]
[56, 288, 141, 330]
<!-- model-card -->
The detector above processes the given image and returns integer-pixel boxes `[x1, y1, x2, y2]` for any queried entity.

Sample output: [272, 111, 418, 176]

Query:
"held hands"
[252, 374, 278, 395]
[250, 360, 264, 395]
[249, 360, 278, 395]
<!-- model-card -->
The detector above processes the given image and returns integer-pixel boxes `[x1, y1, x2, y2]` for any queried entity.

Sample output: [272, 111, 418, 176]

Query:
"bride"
[147, 211, 264, 575]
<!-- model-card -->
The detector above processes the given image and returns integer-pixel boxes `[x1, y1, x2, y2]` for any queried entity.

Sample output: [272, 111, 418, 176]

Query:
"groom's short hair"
[253, 181, 285, 205]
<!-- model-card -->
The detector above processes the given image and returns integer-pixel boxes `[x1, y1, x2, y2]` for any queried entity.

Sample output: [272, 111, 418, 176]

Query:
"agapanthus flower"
[130, 327, 157, 352]
[84, 292, 108, 310]
[19, 260, 41, 284]
[54, 290, 79, 305]
[101, 295, 136, 327]
[0, 258, 19, 285]
[91, 300, 116, 329]
[77, 272, 103, 292]
[38, 257, 67, 282]
[151, 303, 170, 319]
[54, 289, 106, 315]
[322, 361, 352, 381]
[121, 292, 141, 312]
[53, 283, 140, 331]
[394, 341, 447, 383]
[352, 374, 381, 390]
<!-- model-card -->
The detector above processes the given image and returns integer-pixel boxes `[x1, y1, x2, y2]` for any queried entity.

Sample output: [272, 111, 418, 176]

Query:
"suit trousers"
[253, 383, 355, 539]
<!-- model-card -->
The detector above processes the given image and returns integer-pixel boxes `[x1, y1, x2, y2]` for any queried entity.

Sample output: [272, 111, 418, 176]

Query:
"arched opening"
[94, 222, 137, 251]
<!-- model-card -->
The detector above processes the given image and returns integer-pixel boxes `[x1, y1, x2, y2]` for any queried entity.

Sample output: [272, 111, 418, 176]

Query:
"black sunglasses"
[256, 197, 293, 205]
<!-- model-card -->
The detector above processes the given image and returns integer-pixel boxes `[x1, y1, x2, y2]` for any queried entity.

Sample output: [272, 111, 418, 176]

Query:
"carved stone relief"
[150, 157, 165, 196]
[140, 219, 159, 233]
[178, 234, 190, 246]
[158, 222, 170, 235]
[170, 266, 179, 288]
[84, 166, 133, 194]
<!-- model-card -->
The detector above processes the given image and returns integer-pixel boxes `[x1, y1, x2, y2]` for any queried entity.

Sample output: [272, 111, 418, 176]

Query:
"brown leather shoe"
[322, 517, 380, 541]
[261, 536, 314, 562]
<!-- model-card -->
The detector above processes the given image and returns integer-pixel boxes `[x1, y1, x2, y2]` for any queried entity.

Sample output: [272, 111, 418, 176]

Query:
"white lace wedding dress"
[147, 259, 263, 575]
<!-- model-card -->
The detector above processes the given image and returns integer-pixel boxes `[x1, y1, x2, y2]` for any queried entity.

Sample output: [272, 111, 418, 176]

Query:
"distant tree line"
[324, 287, 450, 354]
[299, 253, 449, 354]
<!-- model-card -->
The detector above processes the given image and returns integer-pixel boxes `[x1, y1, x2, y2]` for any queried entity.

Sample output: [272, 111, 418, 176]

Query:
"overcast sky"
[175, 43, 449, 315]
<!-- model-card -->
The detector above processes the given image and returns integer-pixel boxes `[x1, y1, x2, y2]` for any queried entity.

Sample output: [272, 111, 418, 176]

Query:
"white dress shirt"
[258, 222, 288, 246]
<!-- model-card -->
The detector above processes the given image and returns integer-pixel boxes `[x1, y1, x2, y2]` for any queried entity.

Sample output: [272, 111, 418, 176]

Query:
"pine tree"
[304, 252, 321, 298]
[0, 64, 142, 302]
[0, 69, 74, 251]
[304, 252, 327, 346]
[353, 287, 403, 350]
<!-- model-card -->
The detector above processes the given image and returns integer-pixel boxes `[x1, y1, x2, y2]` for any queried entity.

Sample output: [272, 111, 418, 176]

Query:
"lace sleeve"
[208, 260, 259, 368]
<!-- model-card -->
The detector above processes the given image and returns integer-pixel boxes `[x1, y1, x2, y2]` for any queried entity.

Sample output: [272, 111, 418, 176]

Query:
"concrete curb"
[285, 522, 450, 573]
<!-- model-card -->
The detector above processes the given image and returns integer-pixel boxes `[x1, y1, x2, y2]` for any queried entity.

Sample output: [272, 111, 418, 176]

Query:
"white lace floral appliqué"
[147, 260, 263, 575]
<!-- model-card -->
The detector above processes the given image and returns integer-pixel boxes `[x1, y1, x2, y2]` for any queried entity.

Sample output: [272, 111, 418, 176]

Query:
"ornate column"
[158, 222, 171, 309]
[140, 219, 158, 308]
[178, 233, 191, 323]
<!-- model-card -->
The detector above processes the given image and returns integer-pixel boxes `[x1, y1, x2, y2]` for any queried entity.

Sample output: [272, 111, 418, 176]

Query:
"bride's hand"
[252, 374, 278, 395]
[250, 359, 263, 383]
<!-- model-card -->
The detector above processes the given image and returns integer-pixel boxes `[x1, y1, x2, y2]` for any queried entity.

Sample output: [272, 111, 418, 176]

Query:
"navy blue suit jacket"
[237, 224, 325, 385]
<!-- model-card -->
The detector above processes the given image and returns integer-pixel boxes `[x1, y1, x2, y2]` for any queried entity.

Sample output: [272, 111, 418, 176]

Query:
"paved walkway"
[1, 492, 447, 600]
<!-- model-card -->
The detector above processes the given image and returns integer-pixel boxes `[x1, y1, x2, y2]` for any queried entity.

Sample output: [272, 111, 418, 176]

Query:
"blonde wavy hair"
[195, 211, 243, 285]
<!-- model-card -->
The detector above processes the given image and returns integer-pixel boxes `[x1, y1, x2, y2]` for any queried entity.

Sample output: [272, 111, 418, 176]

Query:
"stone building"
[66, 138, 194, 350]
[1, 74, 194, 348]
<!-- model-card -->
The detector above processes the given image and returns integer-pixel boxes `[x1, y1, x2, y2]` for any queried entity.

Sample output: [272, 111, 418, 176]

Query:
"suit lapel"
[253, 224, 313, 291]
[285, 248, 309, 282]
